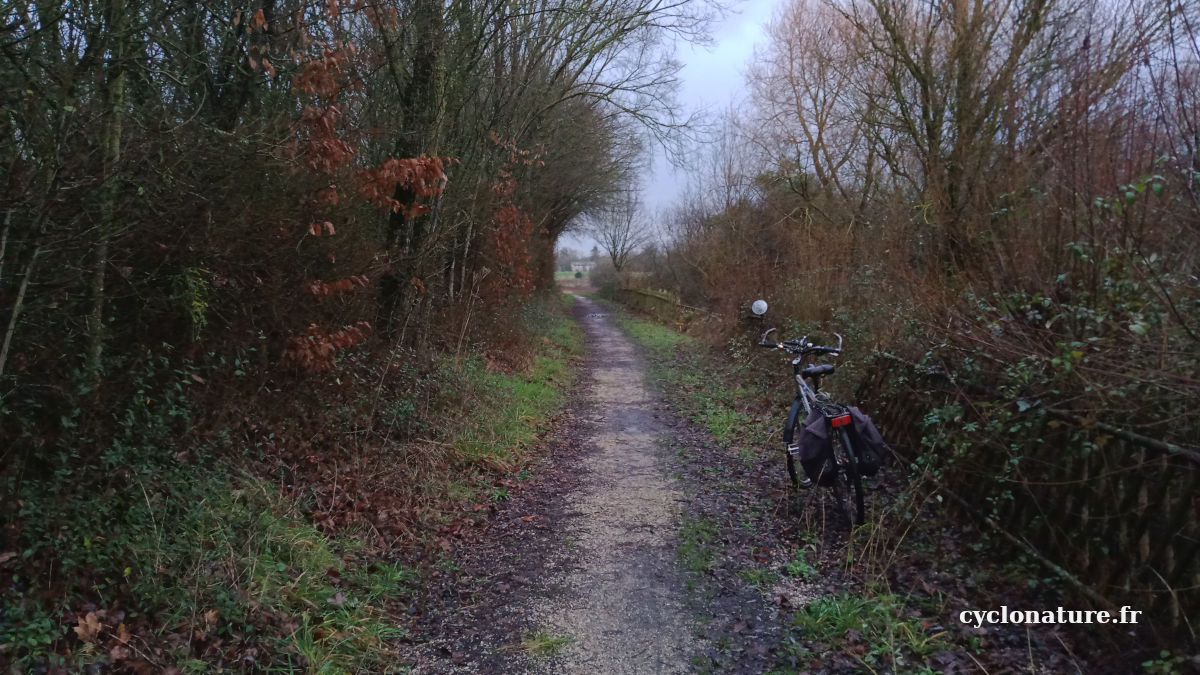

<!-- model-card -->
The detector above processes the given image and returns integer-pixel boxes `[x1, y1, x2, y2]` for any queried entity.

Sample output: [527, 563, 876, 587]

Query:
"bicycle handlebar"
[758, 330, 843, 356]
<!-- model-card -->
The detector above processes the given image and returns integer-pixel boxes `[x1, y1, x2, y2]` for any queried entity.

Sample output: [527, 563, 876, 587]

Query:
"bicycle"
[752, 301, 868, 525]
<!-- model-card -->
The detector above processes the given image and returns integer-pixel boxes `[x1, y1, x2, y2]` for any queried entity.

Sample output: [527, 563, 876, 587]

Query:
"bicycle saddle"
[802, 363, 835, 378]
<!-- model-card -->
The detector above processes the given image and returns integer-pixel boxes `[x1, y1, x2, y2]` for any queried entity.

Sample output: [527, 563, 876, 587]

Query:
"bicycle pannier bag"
[846, 406, 885, 476]
[795, 408, 838, 486]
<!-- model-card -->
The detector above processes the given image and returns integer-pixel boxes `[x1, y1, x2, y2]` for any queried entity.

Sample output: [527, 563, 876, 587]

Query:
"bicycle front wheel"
[783, 397, 809, 489]
[834, 428, 865, 525]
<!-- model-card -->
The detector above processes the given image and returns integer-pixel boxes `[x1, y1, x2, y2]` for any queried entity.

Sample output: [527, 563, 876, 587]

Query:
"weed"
[739, 567, 779, 589]
[521, 629, 573, 657]
[1142, 650, 1190, 674]
[787, 592, 950, 671]
[782, 548, 818, 580]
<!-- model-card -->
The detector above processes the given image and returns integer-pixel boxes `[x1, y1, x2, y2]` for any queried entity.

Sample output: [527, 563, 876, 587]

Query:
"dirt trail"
[535, 294, 695, 672]
[402, 293, 1105, 674]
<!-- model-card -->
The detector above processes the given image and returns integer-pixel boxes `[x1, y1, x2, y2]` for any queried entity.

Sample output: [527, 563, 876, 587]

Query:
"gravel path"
[532, 294, 696, 673]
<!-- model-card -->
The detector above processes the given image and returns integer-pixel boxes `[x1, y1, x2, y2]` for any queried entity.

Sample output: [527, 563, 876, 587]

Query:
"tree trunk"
[86, 0, 128, 385]
[380, 0, 445, 337]
[0, 247, 39, 379]
[0, 209, 10, 286]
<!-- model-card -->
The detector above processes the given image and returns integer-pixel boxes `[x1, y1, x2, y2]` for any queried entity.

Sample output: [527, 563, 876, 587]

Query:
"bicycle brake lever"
[835, 333, 843, 351]
[760, 327, 776, 344]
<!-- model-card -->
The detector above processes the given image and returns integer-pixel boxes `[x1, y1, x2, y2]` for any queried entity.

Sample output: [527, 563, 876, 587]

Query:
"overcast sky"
[559, 0, 781, 254]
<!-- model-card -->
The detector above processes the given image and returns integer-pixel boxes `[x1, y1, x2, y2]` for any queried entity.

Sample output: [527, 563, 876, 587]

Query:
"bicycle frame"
[792, 356, 822, 419]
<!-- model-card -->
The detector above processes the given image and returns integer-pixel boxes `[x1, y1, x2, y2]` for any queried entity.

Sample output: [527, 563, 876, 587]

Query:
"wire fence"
[856, 353, 1199, 648]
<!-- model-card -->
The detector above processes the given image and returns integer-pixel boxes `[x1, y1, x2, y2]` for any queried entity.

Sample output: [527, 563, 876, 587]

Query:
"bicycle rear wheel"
[834, 429, 865, 525]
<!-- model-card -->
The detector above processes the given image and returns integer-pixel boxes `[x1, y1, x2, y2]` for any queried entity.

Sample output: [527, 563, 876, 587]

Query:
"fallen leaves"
[74, 612, 102, 642]
[109, 644, 132, 661]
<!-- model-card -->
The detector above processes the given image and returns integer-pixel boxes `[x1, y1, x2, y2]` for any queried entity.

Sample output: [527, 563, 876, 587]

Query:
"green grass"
[787, 592, 950, 671]
[521, 629, 574, 657]
[3, 470, 413, 672]
[452, 295, 583, 468]
[738, 567, 779, 589]
[678, 517, 720, 582]
[615, 312, 694, 351]
[188, 483, 410, 671]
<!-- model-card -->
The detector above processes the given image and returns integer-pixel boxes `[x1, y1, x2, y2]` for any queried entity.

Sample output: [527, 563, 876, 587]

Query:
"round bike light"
[751, 299, 768, 315]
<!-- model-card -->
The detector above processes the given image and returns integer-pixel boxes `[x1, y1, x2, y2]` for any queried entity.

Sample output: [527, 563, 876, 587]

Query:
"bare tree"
[586, 190, 653, 272]
[747, 0, 877, 220]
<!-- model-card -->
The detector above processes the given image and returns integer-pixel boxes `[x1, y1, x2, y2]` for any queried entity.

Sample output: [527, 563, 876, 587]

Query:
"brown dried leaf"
[74, 612, 101, 642]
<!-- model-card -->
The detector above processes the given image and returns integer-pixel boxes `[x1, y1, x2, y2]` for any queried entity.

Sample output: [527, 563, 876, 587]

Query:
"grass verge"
[3, 470, 413, 672]
[454, 339, 579, 464]
[605, 306, 768, 449]
[0, 293, 582, 672]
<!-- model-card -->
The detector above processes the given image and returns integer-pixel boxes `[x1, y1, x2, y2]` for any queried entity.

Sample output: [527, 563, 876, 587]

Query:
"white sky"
[560, 0, 781, 254]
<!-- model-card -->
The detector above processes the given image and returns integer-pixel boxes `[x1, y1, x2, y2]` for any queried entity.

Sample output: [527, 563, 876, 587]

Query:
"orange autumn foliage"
[356, 156, 447, 214]
[302, 275, 369, 297]
[487, 204, 535, 295]
[281, 321, 372, 372]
